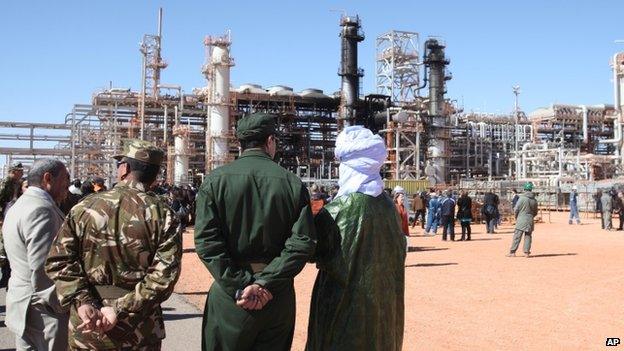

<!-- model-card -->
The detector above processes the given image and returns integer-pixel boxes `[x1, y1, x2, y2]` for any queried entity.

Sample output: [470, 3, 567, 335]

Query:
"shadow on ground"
[529, 253, 577, 258]
[467, 238, 502, 241]
[408, 246, 449, 252]
[163, 313, 203, 321]
[405, 263, 458, 268]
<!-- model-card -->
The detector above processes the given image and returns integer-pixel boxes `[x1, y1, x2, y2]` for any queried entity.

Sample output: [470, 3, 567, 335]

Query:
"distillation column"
[173, 125, 190, 185]
[338, 15, 364, 127]
[203, 34, 234, 172]
[424, 39, 450, 184]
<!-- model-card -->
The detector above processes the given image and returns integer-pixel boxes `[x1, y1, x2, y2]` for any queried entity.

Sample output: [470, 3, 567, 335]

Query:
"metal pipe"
[415, 131, 421, 178]
[163, 104, 168, 145]
[158, 7, 163, 38]
[581, 105, 588, 144]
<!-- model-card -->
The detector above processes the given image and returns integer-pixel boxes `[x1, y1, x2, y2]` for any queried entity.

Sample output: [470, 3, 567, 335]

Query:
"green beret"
[236, 113, 277, 141]
[113, 139, 165, 166]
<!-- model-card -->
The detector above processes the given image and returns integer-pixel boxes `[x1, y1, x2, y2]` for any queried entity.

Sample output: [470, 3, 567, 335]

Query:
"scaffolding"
[376, 30, 421, 105]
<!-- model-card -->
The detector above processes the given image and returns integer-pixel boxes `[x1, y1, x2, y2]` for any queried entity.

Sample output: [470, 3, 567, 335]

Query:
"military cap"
[113, 139, 164, 166]
[9, 162, 23, 171]
[235, 113, 277, 141]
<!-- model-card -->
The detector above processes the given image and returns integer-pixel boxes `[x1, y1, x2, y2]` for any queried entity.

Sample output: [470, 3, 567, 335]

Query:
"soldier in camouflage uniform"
[45, 140, 182, 350]
[0, 162, 24, 285]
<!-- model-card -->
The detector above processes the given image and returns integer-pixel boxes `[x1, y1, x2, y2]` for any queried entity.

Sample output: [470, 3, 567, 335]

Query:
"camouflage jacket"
[45, 179, 182, 349]
[0, 177, 19, 218]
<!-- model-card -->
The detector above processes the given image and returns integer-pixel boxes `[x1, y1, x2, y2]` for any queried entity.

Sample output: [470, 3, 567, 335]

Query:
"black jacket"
[456, 196, 473, 220]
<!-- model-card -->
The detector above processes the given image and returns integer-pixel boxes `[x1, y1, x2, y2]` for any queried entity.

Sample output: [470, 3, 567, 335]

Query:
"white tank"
[237, 83, 267, 94]
[267, 85, 295, 96]
[298, 88, 330, 99]
[174, 126, 190, 185]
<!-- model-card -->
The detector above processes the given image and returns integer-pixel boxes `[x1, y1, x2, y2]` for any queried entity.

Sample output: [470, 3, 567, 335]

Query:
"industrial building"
[1, 9, 623, 205]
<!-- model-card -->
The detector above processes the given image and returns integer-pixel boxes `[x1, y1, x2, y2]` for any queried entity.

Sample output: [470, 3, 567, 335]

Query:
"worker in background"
[440, 190, 456, 241]
[456, 190, 473, 241]
[0, 162, 24, 291]
[46, 140, 182, 350]
[93, 177, 107, 193]
[411, 192, 426, 229]
[511, 189, 520, 209]
[595, 189, 603, 228]
[617, 191, 624, 231]
[194, 113, 316, 350]
[424, 192, 441, 235]
[310, 183, 326, 216]
[601, 189, 613, 231]
[507, 182, 538, 258]
[569, 186, 581, 225]
[393, 189, 409, 236]
[482, 190, 499, 234]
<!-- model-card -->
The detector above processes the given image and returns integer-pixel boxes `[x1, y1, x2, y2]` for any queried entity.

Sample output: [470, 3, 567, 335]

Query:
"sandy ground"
[176, 211, 624, 350]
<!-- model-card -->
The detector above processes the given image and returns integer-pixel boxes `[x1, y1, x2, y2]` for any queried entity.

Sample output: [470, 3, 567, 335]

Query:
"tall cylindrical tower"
[338, 15, 364, 126]
[424, 39, 450, 184]
[203, 34, 234, 171]
[173, 125, 190, 185]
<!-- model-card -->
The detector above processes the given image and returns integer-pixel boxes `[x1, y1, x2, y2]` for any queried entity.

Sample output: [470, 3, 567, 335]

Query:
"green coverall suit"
[194, 149, 316, 351]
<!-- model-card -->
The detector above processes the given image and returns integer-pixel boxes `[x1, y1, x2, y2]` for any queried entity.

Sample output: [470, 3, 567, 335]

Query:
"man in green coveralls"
[506, 182, 538, 258]
[195, 112, 316, 351]
[45, 139, 182, 350]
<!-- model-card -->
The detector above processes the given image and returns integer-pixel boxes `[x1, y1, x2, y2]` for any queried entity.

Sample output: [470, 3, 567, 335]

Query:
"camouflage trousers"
[69, 341, 161, 351]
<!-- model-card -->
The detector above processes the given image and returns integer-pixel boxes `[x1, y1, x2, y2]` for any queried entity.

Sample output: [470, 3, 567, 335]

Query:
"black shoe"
[466, 238, 471, 241]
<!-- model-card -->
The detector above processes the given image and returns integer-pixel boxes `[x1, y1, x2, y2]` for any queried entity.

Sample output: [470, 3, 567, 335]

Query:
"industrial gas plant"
[2, 9, 624, 208]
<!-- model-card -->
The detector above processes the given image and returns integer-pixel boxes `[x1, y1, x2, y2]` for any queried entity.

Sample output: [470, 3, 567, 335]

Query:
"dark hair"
[239, 135, 270, 151]
[124, 157, 160, 183]
[28, 159, 66, 187]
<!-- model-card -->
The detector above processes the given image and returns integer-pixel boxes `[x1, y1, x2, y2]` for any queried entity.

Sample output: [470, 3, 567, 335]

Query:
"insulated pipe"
[581, 105, 588, 144]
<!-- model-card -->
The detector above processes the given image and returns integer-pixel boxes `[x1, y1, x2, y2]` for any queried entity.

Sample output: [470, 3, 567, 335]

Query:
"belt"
[94, 285, 133, 300]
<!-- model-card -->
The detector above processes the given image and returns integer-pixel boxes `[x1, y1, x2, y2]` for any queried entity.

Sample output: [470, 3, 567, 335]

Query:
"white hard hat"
[572, 186, 578, 191]
[393, 185, 405, 194]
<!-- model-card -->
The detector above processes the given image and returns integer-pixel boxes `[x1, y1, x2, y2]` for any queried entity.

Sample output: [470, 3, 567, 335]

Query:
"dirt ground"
[176, 211, 624, 350]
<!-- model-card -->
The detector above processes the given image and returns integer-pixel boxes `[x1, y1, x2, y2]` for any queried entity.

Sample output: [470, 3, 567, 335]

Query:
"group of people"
[0, 113, 406, 351]
[392, 184, 538, 257]
[594, 187, 624, 231]
[397, 188, 503, 240]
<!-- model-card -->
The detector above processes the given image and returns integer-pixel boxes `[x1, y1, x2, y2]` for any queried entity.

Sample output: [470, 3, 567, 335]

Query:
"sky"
[0, 0, 622, 124]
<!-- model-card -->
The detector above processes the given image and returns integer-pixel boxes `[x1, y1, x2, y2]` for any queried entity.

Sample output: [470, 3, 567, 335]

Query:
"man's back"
[195, 148, 316, 351]
[198, 149, 312, 267]
[46, 180, 181, 349]
[514, 192, 538, 232]
[601, 193, 613, 211]
[441, 197, 455, 216]
[3, 187, 65, 335]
